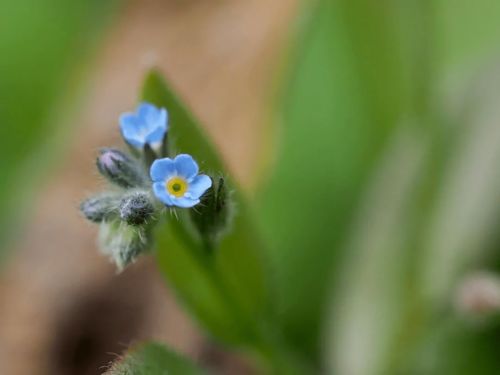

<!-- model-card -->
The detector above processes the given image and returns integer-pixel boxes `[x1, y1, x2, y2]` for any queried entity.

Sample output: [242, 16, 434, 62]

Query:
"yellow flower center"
[166, 176, 188, 197]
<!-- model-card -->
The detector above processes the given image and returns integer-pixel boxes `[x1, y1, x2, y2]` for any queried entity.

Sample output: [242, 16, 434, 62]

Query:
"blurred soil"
[0, 0, 297, 374]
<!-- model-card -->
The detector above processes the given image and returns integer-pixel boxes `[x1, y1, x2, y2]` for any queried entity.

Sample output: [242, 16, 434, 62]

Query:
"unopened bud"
[80, 194, 120, 223]
[119, 191, 155, 226]
[96, 148, 146, 188]
[98, 220, 148, 271]
[191, 176, 232, 250]
[455, 272, 500, 317]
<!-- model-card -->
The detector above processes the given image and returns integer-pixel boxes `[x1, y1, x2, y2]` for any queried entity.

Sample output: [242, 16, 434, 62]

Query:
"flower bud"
[96, 148, 146, 188]
[190, 176, 232, 250]
[80, 194, 120, 223]
[98, 220, 149, 271]
[455, 272, 500, 317]
[119, 191, 155, 226]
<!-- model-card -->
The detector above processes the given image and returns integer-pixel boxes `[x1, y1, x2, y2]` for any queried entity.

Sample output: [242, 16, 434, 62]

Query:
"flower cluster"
[81, 102, 223, 270]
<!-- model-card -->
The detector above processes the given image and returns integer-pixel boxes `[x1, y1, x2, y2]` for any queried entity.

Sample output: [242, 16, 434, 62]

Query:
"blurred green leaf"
[105, 342, 206, 375]
[142, 70, 272, 345]
[435, 0, 500, 77]
[403, 66, 500, 375]
[258, 0, 420, 360]
[325, 127, 432, 375]
[403, 317, 500, 375]
[0, 0, 117, 252]
[417, 69, 500, 305]
[326, 18, 500, 375]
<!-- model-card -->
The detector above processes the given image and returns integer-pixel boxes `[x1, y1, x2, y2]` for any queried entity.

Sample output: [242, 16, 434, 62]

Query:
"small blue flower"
[120, 102, 168, 149]
[150, 154, 212, 208]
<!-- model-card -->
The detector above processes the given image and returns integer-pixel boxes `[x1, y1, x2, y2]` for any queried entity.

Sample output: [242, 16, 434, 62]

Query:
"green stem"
[169, 210, 317, 373]
[200, 254, 316, 373]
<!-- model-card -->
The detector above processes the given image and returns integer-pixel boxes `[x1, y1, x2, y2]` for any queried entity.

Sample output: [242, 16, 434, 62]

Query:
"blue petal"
[120, 114, 145, 147]
[145, 125, 166, 145]
[138, 102, 158, 122]
[153, 182, 174, 206]
[158, 108, 169, 130]
[174, 154, 198, 180]
[138, 103, 168, 133]
[150, 158, 175, 181]
[171, 196, 200, 208]
[120, 103, 169, 149]
[186, 174, 212, 199]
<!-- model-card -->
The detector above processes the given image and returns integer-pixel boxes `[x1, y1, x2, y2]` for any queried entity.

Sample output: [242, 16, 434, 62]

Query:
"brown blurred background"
[0, 1, 297, 373]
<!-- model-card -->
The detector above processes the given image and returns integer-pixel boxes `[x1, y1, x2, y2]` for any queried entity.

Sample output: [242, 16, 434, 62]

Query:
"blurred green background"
[0, 0, 117, 251]
[1, 0, 500, 374]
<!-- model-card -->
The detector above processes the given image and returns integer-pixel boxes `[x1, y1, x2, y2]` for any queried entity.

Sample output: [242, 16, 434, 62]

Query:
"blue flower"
[120, 102, 168, 149]
[150, 154, 212, 208]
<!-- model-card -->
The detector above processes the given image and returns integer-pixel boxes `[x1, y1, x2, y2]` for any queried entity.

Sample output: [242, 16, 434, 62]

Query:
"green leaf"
[325, 126, 433, 375]
[326, 21, 500, 375]
[435, 0, 500, 78]
[105, 342, 206, 375]
[417, 71, 500, 305]
[142, 70, 272, 345]
[405, 318, 500, 375]
[257, 0, 420, 360]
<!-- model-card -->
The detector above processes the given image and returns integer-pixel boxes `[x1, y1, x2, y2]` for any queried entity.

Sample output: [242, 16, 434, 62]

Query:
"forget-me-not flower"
[150, 154, 212, 208]
[120, 102, 168, 150]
